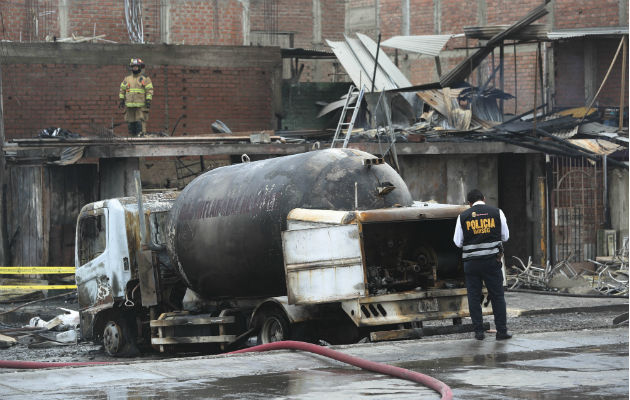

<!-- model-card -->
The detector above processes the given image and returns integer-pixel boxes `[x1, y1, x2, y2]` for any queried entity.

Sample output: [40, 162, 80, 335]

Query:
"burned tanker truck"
[75, 148, 489, 356]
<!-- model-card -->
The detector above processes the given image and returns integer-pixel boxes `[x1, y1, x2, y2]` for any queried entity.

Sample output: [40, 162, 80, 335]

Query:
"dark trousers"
[464, 257, 508, 334]
[127, 121, 142, 136]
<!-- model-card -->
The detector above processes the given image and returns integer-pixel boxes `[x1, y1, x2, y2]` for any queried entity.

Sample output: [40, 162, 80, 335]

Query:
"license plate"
[418, 298, 439, 313]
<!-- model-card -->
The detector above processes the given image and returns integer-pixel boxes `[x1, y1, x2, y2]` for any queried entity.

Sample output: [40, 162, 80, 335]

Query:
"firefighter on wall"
[119, 58, 153, 136]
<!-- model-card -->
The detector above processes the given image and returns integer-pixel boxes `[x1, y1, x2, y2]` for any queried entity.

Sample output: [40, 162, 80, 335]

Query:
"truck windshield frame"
[77, 210, 107, 266]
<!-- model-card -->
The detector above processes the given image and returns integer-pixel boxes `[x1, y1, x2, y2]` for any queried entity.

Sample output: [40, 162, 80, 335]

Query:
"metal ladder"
[330, 84, 366, 149]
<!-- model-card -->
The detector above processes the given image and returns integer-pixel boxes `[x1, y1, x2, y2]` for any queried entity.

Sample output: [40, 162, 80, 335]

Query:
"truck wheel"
[258, 310, 289, 344]
[102, 317, 139, 357]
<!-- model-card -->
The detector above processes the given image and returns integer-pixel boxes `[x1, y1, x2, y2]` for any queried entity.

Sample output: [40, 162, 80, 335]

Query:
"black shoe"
[496, 332, 512, 340]
[474, 331, 485, 340]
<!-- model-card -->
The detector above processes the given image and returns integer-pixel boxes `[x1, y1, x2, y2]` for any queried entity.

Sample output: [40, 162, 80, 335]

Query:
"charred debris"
[303, 1, 628, 169]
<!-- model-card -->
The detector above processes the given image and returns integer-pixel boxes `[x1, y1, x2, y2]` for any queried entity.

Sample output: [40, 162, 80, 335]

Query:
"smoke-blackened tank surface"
[166, 148, 413, 299]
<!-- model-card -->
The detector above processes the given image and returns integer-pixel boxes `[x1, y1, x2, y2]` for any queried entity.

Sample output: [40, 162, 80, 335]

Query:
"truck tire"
[102, 316, 139, 357]
[257, 310, 290, 344]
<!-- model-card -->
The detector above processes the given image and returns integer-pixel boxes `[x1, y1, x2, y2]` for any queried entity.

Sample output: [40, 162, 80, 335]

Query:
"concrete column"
[433, 0, 441, 34]
[549, 0, 556, 30]
[609, 168, 629, 250]
[584, 39, 597, 104]
[58, 0, 69, 38]
[241, 0, 250, 45]
[621, 0, 628, 26]
[160, 0, 170, 44]
[99, 158, 140, 200]
[402, 0, 410, 36]
[313, 0, 322, 44]
[477, 0, 486, 25]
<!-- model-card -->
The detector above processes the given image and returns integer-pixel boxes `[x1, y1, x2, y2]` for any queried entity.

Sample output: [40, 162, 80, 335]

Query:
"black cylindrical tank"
[166, 148, 413, 299]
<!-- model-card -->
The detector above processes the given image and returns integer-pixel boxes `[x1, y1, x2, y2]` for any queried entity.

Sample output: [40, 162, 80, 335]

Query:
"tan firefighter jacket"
[119, 74, 154, 108]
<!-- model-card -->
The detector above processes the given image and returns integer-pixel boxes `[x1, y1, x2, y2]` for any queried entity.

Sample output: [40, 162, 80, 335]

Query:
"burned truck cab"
[74, 192, 179, 353]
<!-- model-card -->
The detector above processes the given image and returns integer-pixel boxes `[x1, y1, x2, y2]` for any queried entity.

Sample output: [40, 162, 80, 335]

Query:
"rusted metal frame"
[539, 176, 547, 266]
[514, 41, 518, 113]
[380, 93, 400, 171]
[491, 48, 496, 88]
[538, 42, 545, 115]
[434, 56, 442, 78]
[533, 43, 539, 135]
[500, 41, 505, 118]
[603, 155, 609, 229]
[371, 33, 382, 92]
[620, 35, 627, 130]
[480, 64, 501, 91]
[440, 2, 549, 87]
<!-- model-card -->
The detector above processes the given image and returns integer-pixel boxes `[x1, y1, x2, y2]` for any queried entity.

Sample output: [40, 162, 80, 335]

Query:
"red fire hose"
[0, 341, 453, 399]
[229, 341, 453, 400]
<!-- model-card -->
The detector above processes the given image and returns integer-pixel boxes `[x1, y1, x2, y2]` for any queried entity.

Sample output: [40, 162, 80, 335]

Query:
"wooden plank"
[0, 333, 17, 348]
[151, 335, 236, 345]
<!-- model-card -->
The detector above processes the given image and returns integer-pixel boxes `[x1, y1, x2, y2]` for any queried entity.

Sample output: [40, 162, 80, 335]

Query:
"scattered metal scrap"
[507, 251, 629, 296]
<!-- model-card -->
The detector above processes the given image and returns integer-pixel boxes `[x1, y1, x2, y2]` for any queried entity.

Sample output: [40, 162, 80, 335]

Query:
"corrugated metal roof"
[381, 35, 454, 57]
[547, 27, 628, 40]
[568, 139, 624, 155]
[325, 34, 411, 92]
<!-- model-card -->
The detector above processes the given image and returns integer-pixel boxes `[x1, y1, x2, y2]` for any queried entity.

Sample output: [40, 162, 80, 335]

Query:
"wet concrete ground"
[0, 326, 627, 399]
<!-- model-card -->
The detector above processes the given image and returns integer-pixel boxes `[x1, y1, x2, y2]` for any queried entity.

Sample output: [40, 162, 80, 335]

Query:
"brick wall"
[66, 1, 129, 43]
[595, 38, 629, 107]
[554, 0, 622, 28]
[169, 0, 243, 45]
[555, 39, 628, 108]
[554, 41, 586, 107]
[486, 0, 546, 25]
[320, 0, 346, 42]
[0, 0, 243, 44]
[409, 0, 435, 35]
[441, 0, 478, 49]
[1, 63, 274, 139]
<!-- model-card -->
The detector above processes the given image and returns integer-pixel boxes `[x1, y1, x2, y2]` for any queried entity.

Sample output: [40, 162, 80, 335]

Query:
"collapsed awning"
[380, 35, 455, 57]
[326, 33, 412, 91]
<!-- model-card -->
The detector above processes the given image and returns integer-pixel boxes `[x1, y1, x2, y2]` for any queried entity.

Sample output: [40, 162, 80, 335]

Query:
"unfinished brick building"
[0, 1, 627, 275]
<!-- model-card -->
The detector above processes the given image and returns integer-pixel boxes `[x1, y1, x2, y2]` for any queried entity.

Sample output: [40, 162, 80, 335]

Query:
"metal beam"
[5, 141, 537, 163]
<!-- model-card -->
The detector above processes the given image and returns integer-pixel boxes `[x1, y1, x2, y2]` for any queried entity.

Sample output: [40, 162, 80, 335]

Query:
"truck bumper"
[340, 288, 492, 327]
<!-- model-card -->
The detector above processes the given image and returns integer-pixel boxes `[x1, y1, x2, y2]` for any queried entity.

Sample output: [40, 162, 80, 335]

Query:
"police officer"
[119, 58, 153, 136]
[453, 189, 512, 340]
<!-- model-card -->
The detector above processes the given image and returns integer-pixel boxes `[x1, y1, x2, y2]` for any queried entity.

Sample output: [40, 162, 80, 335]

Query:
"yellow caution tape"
[0, 285, 77, 290]
[0, 267, 75, 274]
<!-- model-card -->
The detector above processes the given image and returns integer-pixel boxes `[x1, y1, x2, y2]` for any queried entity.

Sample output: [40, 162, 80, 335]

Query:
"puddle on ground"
[19, 344, 628, 400]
